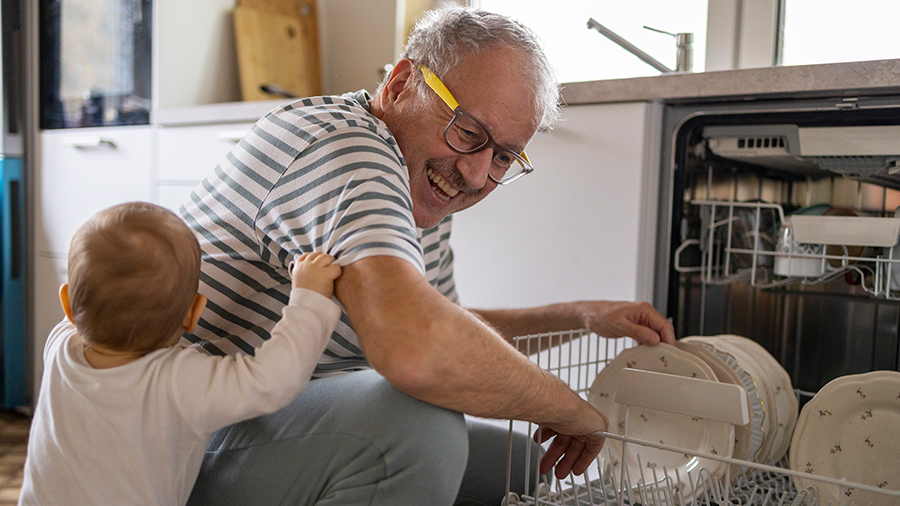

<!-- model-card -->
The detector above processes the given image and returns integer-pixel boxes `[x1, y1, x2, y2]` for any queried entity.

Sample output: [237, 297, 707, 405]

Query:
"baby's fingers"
[310, 252, 337, 266]
[324, 264, 342, 280]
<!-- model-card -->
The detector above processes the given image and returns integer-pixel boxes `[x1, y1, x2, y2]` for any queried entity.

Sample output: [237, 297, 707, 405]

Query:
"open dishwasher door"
[653, 94, 900, 396]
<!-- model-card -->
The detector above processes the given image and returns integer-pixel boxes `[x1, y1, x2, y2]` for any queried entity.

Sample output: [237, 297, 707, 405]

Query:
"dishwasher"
[501, 92, 900, 505]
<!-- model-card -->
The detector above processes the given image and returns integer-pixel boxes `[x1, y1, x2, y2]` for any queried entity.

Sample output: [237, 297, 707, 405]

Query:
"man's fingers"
[538, 434, 567, 475]
[552, 437, 585, 479]
[571, 438, 605, 475]
[533, 428, 606, 478]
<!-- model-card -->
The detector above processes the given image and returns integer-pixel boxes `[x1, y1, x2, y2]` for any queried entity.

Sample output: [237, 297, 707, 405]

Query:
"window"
[780, 0, 900, 66]
[476, 0, 708, 83]
[476, 0, 900, 81]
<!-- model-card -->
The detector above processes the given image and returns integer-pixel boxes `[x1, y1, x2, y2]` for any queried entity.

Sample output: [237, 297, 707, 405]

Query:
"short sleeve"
[255, 123, 425, 274]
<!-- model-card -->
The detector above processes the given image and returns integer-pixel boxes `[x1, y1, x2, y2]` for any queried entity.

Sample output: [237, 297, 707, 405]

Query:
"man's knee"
[346, 373, 469, 503]
[373, 380, 469, 471]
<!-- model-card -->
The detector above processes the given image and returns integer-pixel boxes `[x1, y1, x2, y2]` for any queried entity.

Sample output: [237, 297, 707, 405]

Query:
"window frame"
[704, 0, 783, 71]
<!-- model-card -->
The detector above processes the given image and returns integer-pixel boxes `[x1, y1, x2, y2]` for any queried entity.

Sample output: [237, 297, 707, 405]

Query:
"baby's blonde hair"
[66, 202, 201, 352]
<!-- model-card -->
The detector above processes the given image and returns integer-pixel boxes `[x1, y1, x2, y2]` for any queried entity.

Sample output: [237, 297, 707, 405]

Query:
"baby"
[19, 201, 341, 505]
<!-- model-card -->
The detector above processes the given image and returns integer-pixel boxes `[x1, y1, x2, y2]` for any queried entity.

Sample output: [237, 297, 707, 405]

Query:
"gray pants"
[188, 369, 537, 506]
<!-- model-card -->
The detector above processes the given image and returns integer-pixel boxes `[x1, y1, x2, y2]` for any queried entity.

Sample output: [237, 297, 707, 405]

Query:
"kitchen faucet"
[587, 18, 693, 73]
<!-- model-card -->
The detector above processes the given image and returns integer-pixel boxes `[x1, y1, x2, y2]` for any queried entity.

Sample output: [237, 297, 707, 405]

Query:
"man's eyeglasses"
[418, 65, 534, 185]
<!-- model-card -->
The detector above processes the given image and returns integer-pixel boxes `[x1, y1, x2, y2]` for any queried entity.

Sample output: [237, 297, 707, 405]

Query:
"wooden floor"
[0, 412, 30, 505]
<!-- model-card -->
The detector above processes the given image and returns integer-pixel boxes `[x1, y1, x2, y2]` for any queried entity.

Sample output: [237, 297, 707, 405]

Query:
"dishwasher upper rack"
[673, 200, 900, 300]
[502, 330, 900, 506]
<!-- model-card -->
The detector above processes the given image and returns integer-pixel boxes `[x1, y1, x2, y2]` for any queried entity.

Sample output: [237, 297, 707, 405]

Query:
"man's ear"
[59, 284, 75, 324]
[181, 294, 208, 333]
[379, 58, 416, 112]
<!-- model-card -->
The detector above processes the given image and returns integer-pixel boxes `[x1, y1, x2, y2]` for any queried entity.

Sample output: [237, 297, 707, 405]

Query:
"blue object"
[0, 157, 26, 409]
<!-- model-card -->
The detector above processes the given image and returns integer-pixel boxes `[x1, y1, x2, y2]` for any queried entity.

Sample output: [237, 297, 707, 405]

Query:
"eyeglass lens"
[445, 113, 526, 183]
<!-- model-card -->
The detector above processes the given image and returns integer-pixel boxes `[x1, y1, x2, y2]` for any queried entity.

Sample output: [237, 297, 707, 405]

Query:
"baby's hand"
[289, 252, 341, 298]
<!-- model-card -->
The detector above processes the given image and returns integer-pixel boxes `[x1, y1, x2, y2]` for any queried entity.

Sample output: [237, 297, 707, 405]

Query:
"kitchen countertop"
[156, 59, 900, 126]
[561, 59, 900, 105]
[155, 98, 290, 127]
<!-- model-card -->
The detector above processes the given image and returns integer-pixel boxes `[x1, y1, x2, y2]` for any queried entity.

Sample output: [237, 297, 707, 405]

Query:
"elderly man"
[182, 6, 674, 506]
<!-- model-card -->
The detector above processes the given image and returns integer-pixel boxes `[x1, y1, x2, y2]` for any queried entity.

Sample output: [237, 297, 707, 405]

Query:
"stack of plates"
[682, 335, 798, 465]
[587, 345, 735, 498]
[789, 370, 900, 506]
[587, 335, 797, 495]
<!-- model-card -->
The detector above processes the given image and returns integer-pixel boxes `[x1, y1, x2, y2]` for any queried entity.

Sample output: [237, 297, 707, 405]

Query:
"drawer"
[157, 122, 253, 181]
[37, 126, 154, 255]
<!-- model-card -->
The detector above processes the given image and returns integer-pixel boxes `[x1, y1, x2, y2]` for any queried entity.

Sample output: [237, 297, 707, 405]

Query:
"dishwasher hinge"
[835, 97, 859, 110]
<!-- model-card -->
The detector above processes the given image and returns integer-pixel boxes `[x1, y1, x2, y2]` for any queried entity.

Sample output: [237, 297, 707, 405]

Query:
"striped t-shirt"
[179, 92, 458, 377]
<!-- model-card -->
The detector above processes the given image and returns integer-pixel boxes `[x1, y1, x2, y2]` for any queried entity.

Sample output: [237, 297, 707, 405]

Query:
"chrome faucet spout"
[587, 18, 681, 74]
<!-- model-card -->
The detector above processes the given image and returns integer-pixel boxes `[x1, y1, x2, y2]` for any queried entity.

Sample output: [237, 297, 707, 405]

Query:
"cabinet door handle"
[216, 130, 248, 143]
[60, 136, 116, 149]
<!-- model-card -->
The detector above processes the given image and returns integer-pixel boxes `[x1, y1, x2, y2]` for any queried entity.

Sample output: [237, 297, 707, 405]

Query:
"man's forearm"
[469, 303, 587, 341]
[471, 300, 676, 348]
[335, 256, 591, 424]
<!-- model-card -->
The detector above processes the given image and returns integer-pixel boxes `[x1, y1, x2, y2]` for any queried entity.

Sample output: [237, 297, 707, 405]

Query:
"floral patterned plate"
[789, 370, 900, 506]
[588, 345, 733, 499]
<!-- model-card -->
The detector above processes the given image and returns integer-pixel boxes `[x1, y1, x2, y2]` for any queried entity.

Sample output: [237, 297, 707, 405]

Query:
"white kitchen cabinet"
[451, 102, 662, 309]
[157, 123, 252, 180]
[36, 126, 155, 256]
[155, 122, 254, 211]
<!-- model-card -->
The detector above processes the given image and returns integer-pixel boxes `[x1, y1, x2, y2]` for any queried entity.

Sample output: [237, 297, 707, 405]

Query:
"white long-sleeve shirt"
[20, 288, 340, 506]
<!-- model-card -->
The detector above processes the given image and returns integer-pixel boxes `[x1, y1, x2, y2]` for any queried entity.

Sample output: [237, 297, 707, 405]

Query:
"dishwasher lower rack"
[502, 330, 899, 506]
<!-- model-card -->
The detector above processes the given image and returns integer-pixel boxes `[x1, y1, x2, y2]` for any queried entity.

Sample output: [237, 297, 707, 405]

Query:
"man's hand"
[533, 415, 608, 479]
[578, 300, 675, 345]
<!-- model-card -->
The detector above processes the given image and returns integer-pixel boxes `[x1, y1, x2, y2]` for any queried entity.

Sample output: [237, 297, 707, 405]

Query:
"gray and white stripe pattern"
[180, 92, 458, 377]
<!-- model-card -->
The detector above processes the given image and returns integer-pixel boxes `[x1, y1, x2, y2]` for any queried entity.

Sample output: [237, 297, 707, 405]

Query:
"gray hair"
[388, 5, 562, 130]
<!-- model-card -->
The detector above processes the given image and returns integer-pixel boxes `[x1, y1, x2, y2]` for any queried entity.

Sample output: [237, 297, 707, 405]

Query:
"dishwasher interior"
[502, 95, 900, 506]
[662, 98, 900, 396]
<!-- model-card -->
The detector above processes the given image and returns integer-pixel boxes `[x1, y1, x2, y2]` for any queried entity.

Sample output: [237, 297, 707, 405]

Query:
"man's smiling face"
[381, 48, 541, 229]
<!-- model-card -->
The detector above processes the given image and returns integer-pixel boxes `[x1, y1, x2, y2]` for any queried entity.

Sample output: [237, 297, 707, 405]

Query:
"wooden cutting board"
[234, 0, 321, 101]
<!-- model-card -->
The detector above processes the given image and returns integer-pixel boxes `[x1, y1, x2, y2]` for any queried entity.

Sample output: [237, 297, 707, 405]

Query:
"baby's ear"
[59, 284, 75, 324]
[181, 294, 208, 333]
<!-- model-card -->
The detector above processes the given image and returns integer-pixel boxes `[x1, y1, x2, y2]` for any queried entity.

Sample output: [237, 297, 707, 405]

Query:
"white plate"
[790, 371, 900, 506]
[682, 336, 768, 463]
[588, 345, 733, 498]
[718, 335, 797, 463]
[704, 338, 779, 463]
[719, 337, 786, 463]
[676, 340, 753, 477]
